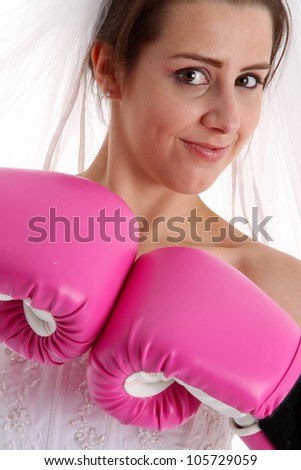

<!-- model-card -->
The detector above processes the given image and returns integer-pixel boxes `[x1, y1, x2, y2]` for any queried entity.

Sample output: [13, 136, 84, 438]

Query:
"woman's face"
[117, 1, 273, 194]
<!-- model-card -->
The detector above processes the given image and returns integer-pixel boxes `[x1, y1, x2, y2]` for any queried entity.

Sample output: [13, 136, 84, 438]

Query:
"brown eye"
[236, 74, 263, 89]
[175, 68, 209, 86]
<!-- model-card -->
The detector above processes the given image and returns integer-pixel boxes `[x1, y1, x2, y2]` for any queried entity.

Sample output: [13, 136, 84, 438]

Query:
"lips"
[182, 140, 232, 162]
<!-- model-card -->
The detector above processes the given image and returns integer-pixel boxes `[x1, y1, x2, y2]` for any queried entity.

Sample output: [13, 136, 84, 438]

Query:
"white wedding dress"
[0, 344, 233, 450]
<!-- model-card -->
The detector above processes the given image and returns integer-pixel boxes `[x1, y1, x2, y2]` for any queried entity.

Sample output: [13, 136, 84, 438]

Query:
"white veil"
[0, 0, 112, 173]
[0, 0, 300, 259]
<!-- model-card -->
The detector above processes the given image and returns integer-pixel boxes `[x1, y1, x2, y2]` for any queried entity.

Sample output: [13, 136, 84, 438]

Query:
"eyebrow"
[169, 53, 271, 71]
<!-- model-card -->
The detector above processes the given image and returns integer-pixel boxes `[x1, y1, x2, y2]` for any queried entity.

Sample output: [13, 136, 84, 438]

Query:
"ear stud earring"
[105, 90, 112, 98]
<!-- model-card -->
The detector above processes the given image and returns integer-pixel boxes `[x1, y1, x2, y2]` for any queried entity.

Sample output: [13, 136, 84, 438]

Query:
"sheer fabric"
[0, 0, 111, 173]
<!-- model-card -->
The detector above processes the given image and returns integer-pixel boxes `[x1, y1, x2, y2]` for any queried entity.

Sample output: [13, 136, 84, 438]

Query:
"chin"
[162, 171, 221, 196]
[186, 177, 220, 195]
[170, 182, 215, 196]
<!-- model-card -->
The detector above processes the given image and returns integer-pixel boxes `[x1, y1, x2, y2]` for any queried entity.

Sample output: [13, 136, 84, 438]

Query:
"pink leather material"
[0, 168, 138, 364]
[241, 432, 275, 450]
[87, 246, 300, 438]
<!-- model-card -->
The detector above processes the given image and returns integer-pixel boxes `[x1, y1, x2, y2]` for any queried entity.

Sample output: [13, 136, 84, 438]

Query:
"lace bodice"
[0, 344, 233, 450]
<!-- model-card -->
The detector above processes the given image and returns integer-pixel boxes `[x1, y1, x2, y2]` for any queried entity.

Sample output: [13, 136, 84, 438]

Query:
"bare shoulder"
[240, 241, 301, 327]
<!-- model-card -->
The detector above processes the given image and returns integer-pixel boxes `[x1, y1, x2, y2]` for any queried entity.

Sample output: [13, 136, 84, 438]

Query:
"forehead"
[151, 2, 273, 64]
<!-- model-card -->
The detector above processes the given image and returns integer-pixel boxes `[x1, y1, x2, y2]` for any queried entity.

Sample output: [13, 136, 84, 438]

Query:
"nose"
[200, 85, 241, 135]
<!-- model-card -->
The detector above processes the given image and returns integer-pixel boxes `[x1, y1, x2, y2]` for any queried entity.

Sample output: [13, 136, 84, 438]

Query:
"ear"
[91, 41, 121, 99]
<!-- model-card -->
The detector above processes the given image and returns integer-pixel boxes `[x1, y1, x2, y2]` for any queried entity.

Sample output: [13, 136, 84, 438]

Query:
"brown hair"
[88, 0, 291, 90]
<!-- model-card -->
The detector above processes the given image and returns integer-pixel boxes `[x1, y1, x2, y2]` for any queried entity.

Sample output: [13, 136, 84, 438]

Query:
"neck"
[80, 133, 218, 254]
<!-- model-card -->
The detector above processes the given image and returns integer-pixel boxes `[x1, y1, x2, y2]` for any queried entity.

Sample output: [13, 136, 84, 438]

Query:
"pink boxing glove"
[87, 246, 301, 449]
[0, 168, 138, 364]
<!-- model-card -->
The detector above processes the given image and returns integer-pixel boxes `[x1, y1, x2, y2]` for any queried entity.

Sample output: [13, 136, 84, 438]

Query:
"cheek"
[241, 98, 263, 136]
[253, 101, 263, 128]
[137, 97, 190, 142]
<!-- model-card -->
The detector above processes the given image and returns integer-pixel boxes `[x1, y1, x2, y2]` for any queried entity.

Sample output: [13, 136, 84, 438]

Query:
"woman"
[0, 0, 300, 450]
[82, 0, 301, 329]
